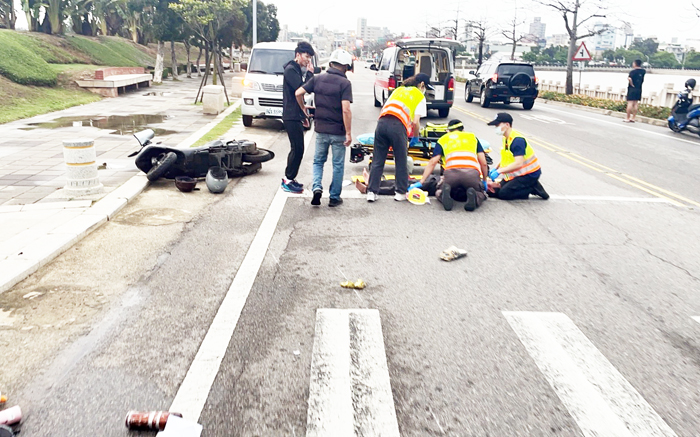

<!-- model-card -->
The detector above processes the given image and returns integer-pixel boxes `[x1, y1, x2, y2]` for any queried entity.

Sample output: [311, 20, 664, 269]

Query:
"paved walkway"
[0, 74, 241, 293]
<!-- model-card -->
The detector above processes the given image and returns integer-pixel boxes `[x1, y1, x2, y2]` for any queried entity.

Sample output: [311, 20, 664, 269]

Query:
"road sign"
[572, 42, 592, 61]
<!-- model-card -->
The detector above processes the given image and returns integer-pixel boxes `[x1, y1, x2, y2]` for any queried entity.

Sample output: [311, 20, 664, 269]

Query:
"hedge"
[0, 31, 57, 86]
[538, 91, 672, 120]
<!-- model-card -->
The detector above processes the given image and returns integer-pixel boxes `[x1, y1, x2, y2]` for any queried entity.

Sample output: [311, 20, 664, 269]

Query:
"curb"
[0, 99, 242, 294]
[539, 99, 668, 127]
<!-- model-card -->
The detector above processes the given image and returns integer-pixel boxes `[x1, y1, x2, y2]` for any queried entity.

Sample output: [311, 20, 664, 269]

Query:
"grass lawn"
[191, 107, 242, 147]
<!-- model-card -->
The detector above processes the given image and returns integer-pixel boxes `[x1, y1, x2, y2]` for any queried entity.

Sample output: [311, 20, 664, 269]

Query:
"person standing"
[486, 113, 549, 200]
[409, 120, 488, 211]
[295, 49, 354, 207]
[281, 41, 315, 193]
[367, 73, 431, 202]
[625, 59, 646, 123]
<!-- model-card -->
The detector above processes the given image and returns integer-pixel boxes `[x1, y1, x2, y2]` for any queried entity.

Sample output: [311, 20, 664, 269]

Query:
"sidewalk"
[0, 74, 241, 293]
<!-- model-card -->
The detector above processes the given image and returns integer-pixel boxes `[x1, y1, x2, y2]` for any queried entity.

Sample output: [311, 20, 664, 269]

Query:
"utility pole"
[253, 0, 257, 46]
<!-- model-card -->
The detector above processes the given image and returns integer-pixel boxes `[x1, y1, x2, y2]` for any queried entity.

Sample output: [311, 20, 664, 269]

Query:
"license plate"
[510, 97, 520, 103]
[265, 108, 283, 117]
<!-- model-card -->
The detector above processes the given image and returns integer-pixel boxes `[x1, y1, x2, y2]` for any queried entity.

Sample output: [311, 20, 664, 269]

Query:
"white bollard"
[202, 85, 225, 115]
[63, 138, 104, 196]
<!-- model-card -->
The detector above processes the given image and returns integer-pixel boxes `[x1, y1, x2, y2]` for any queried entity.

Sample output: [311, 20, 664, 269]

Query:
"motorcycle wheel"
[668, 120, 682, 133]
[242, 148, 274, 163]
[146, 152, 177, 181]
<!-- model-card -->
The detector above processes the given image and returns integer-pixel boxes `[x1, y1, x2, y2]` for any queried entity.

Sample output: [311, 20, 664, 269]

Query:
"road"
[1, 63, 700, 436]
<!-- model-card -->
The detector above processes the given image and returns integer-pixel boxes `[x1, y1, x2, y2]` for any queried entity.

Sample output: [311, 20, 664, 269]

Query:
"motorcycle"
[668, 79, 700, 136]
[129, 129, 275, 181]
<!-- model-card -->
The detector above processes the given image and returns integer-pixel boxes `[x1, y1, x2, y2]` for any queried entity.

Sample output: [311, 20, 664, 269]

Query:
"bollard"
[234, 62, 241, 72]
[62, 138, 104, 196]
[202, 85, 225, 115]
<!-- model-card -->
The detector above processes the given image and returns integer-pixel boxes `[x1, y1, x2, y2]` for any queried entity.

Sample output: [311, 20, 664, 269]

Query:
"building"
[356, 17, 386, 42]
[279, 25, 289, 42]
[547, 34, 569, 47]
[529, 18, 546, 40]
[660, 43, 685, 63]
[590, 22, 616, 56]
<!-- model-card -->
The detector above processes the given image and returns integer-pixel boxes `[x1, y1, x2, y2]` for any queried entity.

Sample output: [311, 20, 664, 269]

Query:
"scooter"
[668, 79, 700, 136]
[129, 129, 274, 181]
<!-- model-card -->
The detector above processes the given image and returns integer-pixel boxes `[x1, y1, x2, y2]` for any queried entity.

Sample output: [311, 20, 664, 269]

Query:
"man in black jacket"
[281, 41, 315, 193]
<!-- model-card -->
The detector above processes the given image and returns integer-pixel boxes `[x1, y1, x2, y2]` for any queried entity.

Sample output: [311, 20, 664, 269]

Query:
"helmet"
[685, 78, 696, 90]
[205, 166, 228, 194]
[175, 175, 196, 192]
[329, 49, 354, 69]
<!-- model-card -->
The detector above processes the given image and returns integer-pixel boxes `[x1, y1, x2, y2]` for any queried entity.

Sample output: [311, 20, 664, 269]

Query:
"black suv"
[465, 62, 538, 110]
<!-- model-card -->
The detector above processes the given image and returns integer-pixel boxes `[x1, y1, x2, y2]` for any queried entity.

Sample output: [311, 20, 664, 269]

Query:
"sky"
[272, 0, 700, 44]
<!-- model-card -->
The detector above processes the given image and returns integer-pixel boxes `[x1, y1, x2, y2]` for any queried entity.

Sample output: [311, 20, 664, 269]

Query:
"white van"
[241, 42, 319, 127]
[371, 38, 461, 118]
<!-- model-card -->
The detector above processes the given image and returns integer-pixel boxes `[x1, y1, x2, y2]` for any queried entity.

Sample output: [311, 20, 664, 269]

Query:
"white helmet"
[329, 49, 354, 69]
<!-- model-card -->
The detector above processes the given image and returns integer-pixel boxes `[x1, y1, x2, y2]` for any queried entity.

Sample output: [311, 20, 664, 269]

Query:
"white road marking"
[521, 114, 570, 125]
[307, 309, 400, 437]
[538, 105, 700, 147]
[692, 316, 700, 325]
[504, 311, 677, 437]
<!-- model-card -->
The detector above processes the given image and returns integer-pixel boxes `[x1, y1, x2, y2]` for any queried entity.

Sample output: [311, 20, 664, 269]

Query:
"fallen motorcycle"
[129, 129, 274, 181]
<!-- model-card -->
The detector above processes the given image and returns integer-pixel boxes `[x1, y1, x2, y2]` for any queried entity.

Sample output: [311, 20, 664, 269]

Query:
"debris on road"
[293, 350, 300, 356]
[125, 411, 183, 431]
[0, 406, 21, 426]
[440, 246, 467, 262]
[0, 392, 6, 407]
[407, 188, 430, 205]
[340, 280, 366, 290]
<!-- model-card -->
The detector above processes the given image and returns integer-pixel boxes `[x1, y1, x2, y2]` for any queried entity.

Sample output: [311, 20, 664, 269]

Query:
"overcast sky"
[274, 0, 700, 44]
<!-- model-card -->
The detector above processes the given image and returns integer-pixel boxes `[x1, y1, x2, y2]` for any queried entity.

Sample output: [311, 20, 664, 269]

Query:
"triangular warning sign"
[572, 42, 592, 61]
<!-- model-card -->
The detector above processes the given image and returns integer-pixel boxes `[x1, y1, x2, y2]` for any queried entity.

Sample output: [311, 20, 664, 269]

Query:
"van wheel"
[465, 87, 473, 103]
[374, 89, 381, 107]
[522, 99, 535, 110]
[242, 115, 253, 127]
[438, 108, 450, 118]
[480, 88, 490, 108]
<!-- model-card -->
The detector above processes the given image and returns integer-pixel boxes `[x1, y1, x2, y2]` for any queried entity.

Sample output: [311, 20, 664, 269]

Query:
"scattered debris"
[407, 188, 430, 205]
[0, 392, 6, 407]
[340, 280, 366, 290]
[0, 406, 21, 426]
[440, 246, 467, 262]
[125, 411, 183, 431]
[22, 291, 43, 300]
[293, 350, 300, 356]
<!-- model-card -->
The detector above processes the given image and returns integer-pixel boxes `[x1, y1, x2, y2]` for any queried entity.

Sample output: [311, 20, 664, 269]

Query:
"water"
[25, 114, 178, 136]
[535, 71, 696, 97]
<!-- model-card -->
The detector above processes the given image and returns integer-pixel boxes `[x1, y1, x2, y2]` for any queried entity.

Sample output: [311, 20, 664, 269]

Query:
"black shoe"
[465, 187, 477, 211]
[329, 197, 343, 207]
[311, 190, 322, 206]
[441, 184, 454, 211]
[532, 181, 550, 200]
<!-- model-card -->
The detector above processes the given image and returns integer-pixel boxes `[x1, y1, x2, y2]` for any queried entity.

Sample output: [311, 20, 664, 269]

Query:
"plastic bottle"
[125, 411, 183, 431]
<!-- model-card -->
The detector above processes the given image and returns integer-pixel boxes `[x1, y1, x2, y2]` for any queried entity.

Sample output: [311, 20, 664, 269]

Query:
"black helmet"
[685, 78, 696, 89]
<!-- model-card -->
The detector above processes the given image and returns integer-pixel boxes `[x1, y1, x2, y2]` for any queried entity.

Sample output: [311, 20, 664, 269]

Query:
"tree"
[243, 0, 278, 46]
[468, 20, 490, 66]
[0, 0, 17, 29]
[601, 49, 615, 62]
[536, 0, 610, 94]
[684, 50, 700, 69]
[501, 15, 525, 61]
[650, 51, 679, 68]
[629, 38, 658, 57]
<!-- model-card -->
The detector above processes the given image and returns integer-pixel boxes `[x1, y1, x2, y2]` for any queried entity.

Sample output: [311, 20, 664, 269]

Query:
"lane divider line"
[454, 106, 695, 207]
[503, 311, 678, 437]
[692, 316, 700, 325]
[307, 309, 400, 437]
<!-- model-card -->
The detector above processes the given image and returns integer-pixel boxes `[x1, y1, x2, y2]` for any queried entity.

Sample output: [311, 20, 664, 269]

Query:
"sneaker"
[311, 190, 322, 206]
[441, 183, 454, 211]
[367, 192, 378, 202]
[465, 187, 477, 211]
[394, 192, 407, 202]
[532, 181, 550, 200]
[292, 179, 304, 190]
[281, 179, 303, 194]
[329, 197, 343, 207]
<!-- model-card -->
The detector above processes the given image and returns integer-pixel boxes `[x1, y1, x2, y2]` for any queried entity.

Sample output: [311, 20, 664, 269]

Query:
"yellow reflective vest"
[379, 86, 425, 133]
[500, 129, 540, 181]
[437, 132, 482, 176]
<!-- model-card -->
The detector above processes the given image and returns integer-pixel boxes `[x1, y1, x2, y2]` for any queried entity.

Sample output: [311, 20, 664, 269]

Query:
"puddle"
[25, 114, 178, 136]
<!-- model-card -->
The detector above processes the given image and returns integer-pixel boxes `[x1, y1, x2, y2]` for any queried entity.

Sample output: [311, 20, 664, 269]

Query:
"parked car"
[241, 42, 320, 127]
[465, 61, 538, 110]
[371, 38, 461, 118]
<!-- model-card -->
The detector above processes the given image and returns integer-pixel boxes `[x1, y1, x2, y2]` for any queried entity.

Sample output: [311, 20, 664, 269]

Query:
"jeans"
[312, 133, 347, 200]
[283, 120, 305, 180]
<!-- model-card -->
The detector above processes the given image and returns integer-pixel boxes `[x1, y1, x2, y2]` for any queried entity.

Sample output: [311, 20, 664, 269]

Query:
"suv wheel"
[465, 85, 474, 103]
[522, 99, 535, 110]
[480, 88, 490, 108]
[438, 108, 450, 118]
[242, 115, 253, 127]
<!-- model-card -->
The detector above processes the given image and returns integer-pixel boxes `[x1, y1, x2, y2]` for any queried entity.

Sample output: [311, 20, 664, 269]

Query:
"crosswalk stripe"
[307, 309, 400, 437]
[503, 311, 677, 437]
[692, 316, 700, 325]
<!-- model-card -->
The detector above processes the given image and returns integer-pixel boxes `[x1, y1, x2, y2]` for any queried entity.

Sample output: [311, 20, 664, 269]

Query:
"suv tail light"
[448, 77, 454, 91]
[388, 76, 396, 91]
[534, 75, 539, 85]
[491, 73, 498, 83]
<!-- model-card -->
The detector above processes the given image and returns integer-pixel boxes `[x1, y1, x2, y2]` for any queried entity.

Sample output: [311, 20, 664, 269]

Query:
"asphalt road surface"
[2, 63, 700, 437]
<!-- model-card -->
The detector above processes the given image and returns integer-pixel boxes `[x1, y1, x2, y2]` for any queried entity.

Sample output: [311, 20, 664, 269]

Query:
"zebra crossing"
[306, 310, 700, 436]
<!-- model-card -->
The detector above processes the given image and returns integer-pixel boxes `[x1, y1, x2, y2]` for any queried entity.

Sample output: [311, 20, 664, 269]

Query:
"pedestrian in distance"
[409, 119, 489, 211]
[486, 113, 549, 200]
[296, 49, 354, 207]
[625, 59, 646, 123]
[367, 73, 431, 203]
[281, 41, 315, 194]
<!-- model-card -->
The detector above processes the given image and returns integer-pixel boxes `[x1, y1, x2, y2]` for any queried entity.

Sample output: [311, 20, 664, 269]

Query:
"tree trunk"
[9, 1, 16, 29]
[477, 40, 484, 66]
[154, 41, 165, 84]
[211, 42, 218, 85]
[565, 1, 579, 95]
[511, 42, 516, 61]
[185, 41, 192, 78]
[196, 47, 203, 77]
[170, 40, 179, 80]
